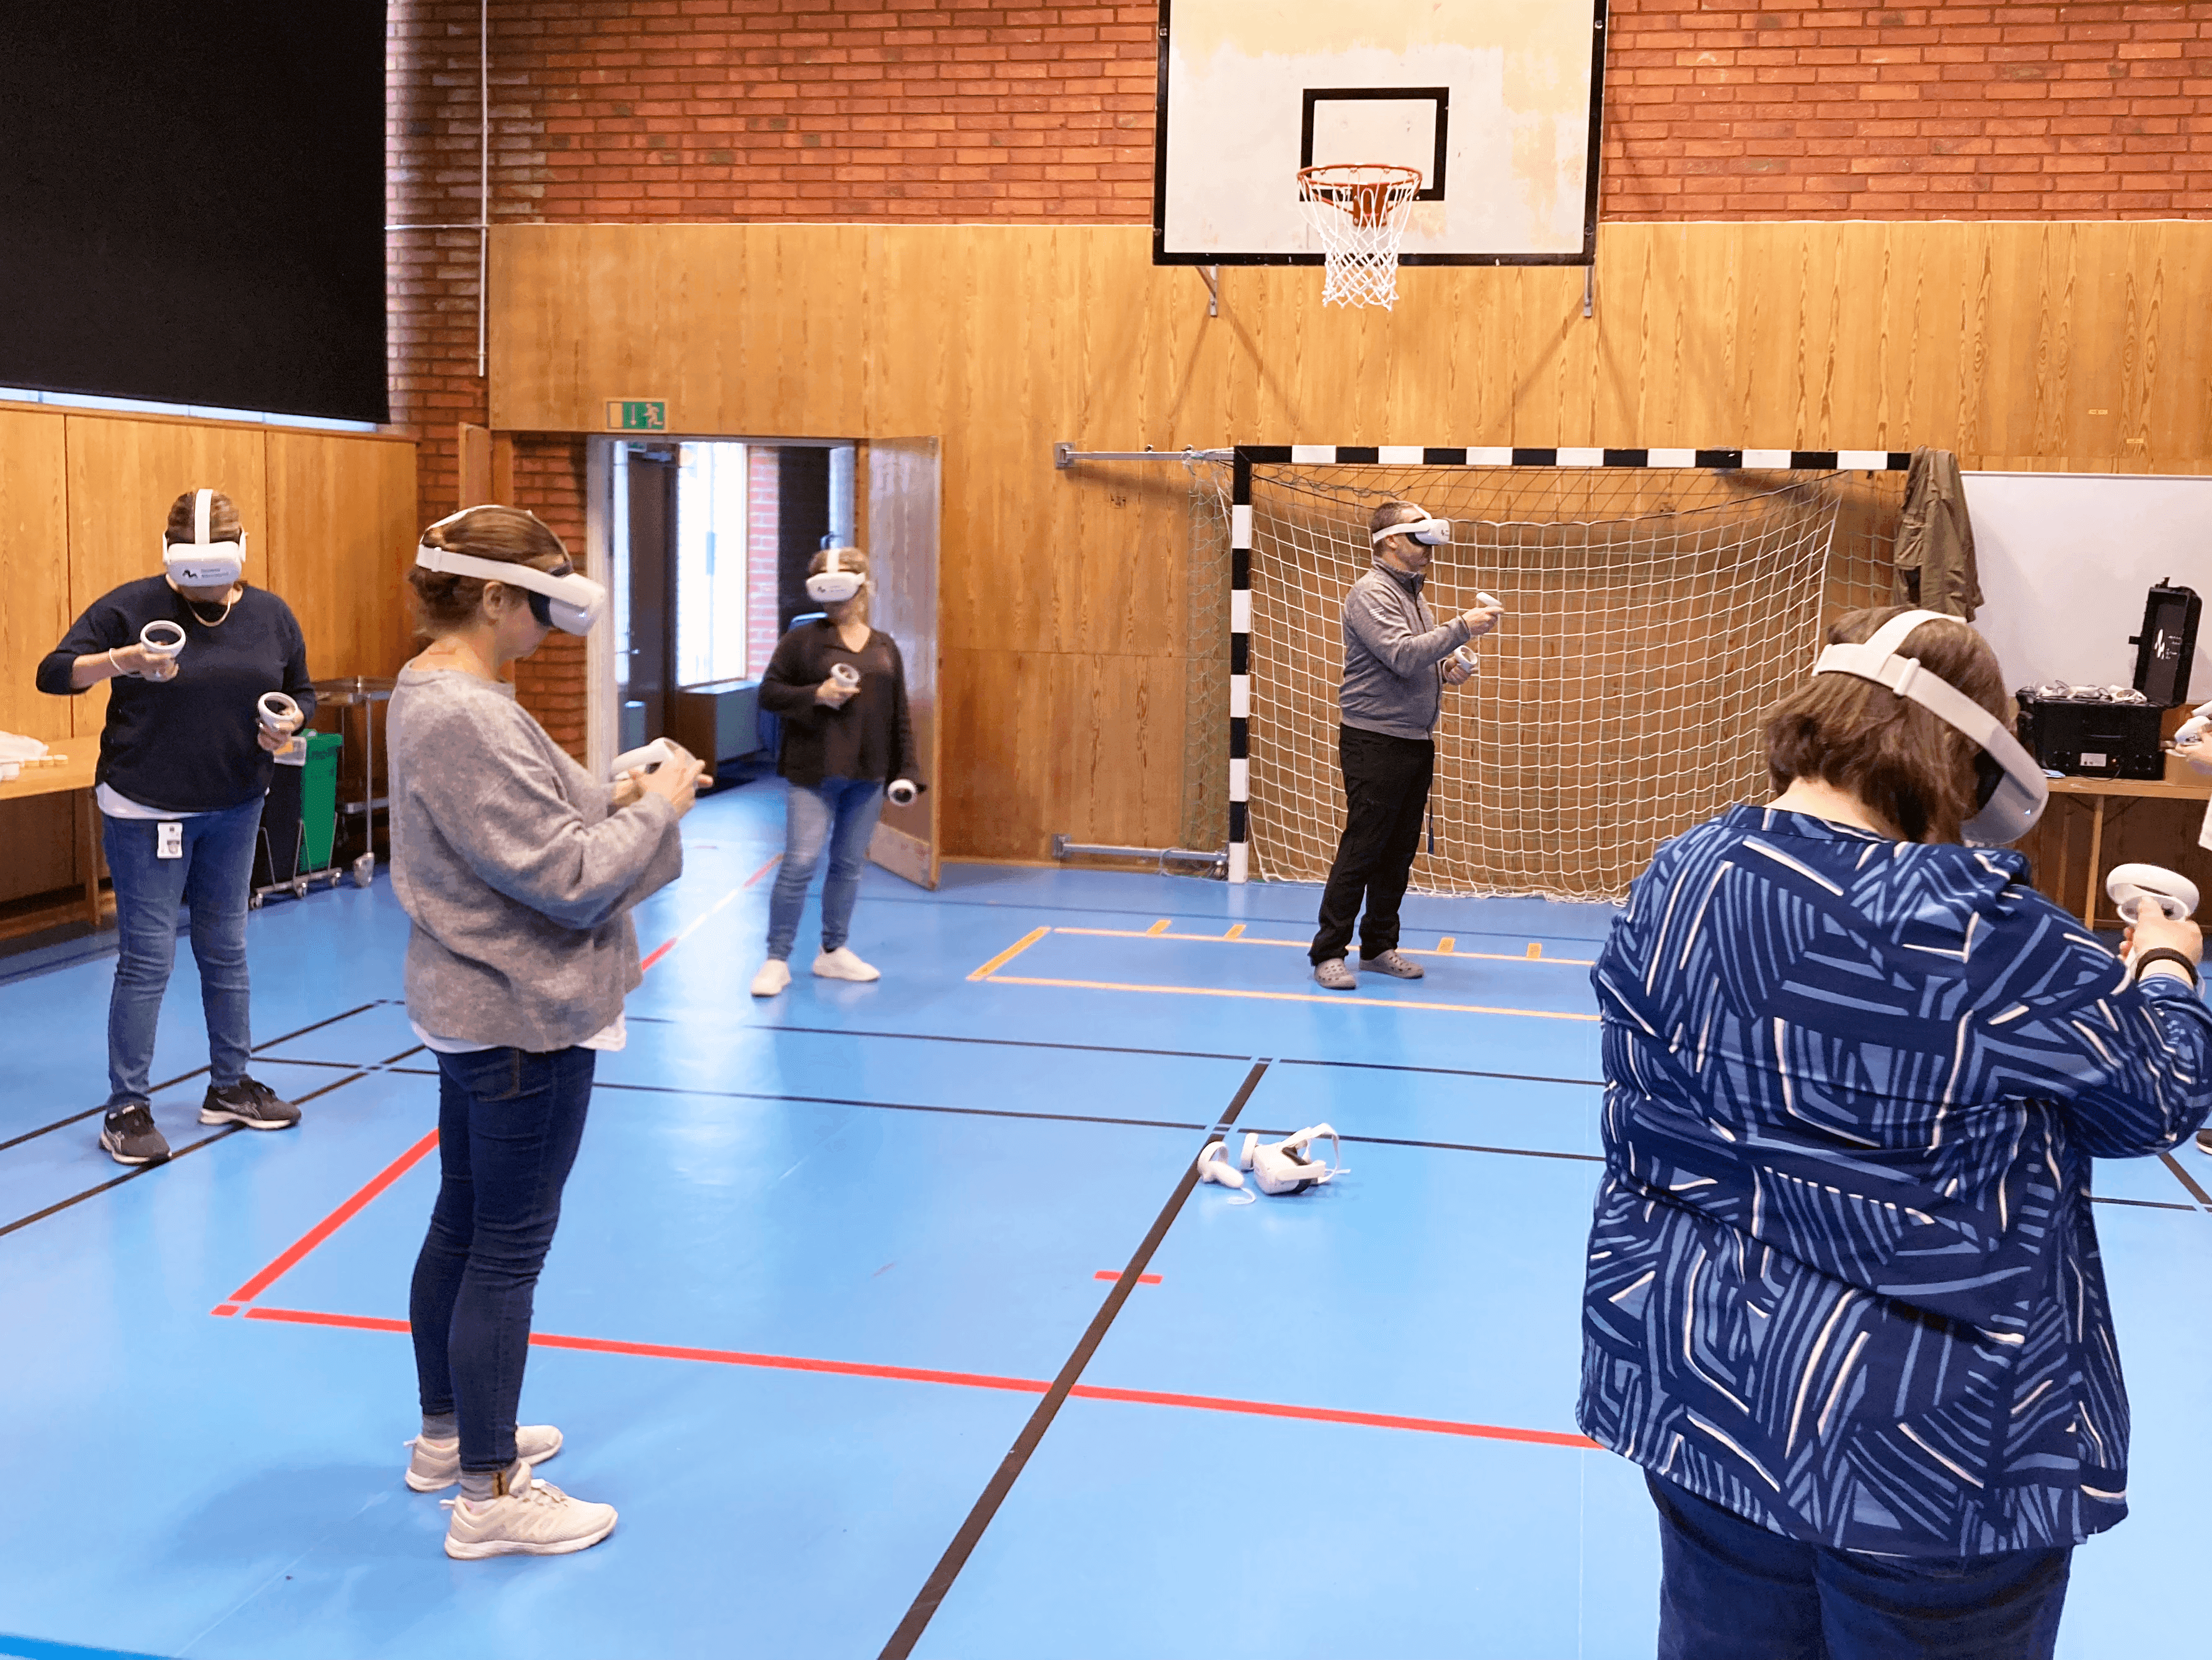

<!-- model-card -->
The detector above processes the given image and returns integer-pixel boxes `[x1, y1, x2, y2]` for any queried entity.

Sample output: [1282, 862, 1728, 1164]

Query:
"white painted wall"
[1965, 471, 2211, 699]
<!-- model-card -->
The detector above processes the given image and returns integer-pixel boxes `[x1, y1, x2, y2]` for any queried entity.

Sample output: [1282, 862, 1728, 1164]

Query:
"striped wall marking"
[967, 926, 1050, 981]
[978, 974, 1601, 1023]
[1234, 446, 1911, 472]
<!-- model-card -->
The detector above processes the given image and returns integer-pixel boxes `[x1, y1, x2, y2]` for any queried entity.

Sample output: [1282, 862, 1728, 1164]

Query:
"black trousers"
[1310, 725, 1435, 964]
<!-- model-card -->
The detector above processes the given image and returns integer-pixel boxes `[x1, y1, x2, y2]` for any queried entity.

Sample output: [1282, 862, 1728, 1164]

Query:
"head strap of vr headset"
[168, 488, 241, 552]
[1371, 508, 1449, 547]
[1810, 608, 2048, 845]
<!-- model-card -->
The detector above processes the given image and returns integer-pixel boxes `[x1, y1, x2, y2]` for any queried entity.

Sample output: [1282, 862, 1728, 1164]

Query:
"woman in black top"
[750, 545, 921, 996]
[36, 489, 316, 1166]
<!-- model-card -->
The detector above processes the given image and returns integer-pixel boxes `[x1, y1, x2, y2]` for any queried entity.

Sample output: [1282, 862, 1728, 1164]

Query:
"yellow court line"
[1527, 943, 1544, 959]
[982, 974, 1601, 1023]
[1145, 918, 1172, 935]
[967, 926, 1050, 982]
[1438, 936, 1455, 954]
[1224, 923, 1246, 939]
[1048, 925, 1593, 966]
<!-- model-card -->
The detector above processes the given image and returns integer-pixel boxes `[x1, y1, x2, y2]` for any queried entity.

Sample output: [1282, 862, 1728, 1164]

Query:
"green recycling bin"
[252, 730, 345, 903]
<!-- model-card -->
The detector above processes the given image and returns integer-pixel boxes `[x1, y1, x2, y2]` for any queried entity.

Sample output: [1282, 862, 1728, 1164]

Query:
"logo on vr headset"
[162, 488, 245, 588]
[805, 547, 865, 605]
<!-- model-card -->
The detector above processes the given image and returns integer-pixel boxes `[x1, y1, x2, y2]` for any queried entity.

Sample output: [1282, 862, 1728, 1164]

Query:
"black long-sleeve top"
[757, 619, 920, 789]
[35, 576, 316, 814]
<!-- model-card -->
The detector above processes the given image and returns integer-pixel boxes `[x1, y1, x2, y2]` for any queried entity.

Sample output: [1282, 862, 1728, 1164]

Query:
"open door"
[864, 438, 941, 889]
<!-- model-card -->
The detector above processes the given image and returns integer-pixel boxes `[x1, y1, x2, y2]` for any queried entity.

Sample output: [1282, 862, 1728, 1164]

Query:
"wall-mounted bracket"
[1583, 264, 1595, 319]
[1198, 264, 1219, 317]
[1053, 445, 1234, 470]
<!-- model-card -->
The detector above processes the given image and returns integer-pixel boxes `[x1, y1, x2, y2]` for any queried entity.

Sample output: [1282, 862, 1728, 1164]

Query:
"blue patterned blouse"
[1580, 804, 2212, 1556]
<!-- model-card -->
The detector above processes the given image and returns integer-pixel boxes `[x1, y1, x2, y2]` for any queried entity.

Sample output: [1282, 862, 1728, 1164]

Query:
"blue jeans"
[766, 777, 885, 961]
[409, 1046, 595, 1473]
[1648, 1475, 2071, 1660]
[102, 797, 263, 1106]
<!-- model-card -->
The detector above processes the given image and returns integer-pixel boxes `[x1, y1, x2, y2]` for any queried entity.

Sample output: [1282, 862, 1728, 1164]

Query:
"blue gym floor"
[1, 783, 2208, 1660]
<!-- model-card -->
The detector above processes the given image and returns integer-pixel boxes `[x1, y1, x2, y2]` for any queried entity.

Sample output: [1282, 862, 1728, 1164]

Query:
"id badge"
[157, 821, 184, 860]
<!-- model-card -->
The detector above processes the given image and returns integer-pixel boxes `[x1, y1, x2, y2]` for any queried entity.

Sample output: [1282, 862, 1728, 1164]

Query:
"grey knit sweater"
[386, 665, 684, 1051]
[1340, 559, 1473, 740]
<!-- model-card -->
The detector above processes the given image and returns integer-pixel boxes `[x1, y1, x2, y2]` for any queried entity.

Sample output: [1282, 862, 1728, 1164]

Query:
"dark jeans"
[410, 1045, 596, 1472]
[1648, 1475, 2071, 1660]
[1310, 725, 1435, 964]
[102, 798, 263, 1106]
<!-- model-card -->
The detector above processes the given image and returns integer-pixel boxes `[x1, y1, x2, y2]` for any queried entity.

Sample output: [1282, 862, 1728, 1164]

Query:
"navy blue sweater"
[35, 577, 316, 814]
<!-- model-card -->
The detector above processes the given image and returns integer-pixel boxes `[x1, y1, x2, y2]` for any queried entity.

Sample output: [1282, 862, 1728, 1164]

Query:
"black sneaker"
[100, 1102, 171, 1166]
[200, 1076, 301, 1130]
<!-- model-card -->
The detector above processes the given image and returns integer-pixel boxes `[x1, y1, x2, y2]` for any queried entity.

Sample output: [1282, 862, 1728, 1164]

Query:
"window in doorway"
[674, 442, 750, 688]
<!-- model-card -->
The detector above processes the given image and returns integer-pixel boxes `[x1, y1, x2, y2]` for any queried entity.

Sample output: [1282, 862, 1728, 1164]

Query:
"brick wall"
[509, 434, 591, 755]
[746, 446, 782, 677]
[1604, 2, 2212, 217]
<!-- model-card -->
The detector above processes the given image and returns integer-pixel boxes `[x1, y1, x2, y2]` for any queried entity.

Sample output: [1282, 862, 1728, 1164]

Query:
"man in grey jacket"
[1311, 500, 1501, 989]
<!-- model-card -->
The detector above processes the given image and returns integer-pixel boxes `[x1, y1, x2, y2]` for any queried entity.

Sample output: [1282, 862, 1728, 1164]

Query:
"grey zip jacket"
[387, 665, 684, 1051]
[1340, 558, 1473, 740]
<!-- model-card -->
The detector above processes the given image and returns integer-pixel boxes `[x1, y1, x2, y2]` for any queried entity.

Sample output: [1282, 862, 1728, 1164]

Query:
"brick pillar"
[747, 446, 782, 676]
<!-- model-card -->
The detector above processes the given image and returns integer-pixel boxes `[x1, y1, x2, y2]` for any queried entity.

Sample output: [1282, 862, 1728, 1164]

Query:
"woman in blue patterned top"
[1581, 607, 2211, 1659]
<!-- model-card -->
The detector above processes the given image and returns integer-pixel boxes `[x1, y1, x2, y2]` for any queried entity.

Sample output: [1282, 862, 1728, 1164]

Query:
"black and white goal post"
[1224, 444, 1915, 900]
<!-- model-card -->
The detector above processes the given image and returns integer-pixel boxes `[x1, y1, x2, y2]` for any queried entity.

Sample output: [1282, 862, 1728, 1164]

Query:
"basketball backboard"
[1153, 1, 1606, 267]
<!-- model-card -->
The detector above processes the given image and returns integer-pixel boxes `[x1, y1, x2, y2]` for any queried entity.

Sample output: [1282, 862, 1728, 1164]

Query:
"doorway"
[607, 440, 856, 759]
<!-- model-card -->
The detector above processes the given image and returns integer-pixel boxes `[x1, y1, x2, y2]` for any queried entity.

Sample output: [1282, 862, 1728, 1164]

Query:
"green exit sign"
[606, 399, 667, 432]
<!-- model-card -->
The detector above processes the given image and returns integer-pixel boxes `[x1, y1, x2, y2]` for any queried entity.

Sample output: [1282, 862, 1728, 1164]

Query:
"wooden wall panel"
[0, 407, 69, 745]
[490, 220, 2212, 859]
[265, 431, 420, 680]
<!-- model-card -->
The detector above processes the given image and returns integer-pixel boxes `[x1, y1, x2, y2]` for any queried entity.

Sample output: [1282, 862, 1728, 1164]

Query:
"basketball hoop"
[1297, 164, 1422, 311]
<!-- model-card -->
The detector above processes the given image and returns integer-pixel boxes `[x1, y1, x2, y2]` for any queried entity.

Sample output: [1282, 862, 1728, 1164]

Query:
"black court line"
[878, 1059, 1272, 1660]
[2094, 1193, 2200, 1214]
[2158, 1150, 2212, 1212]
[741, 1021, 1600, 1085]
[586, 1078, 1214, 1137]
[0, 1001, 389, 1156]
[0, 1056, 414, 1242]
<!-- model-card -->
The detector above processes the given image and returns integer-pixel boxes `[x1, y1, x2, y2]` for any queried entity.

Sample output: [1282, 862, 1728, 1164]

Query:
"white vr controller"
[611, 738, 713, 789]
[2105, 863, 2199, 925]
[1452, 592, 1504, 673]
[2174, 700, 2212, 749]
[257, 692, 302, 735]
[140, 619, 187, 662]
[830, 662, 861, 689]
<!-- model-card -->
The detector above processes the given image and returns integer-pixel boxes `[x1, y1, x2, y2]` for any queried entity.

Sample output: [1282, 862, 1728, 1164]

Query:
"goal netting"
[1213, 461, 1905, 903]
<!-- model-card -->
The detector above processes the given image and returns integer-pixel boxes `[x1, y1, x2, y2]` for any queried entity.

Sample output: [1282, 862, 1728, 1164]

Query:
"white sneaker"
[750, 958, 792, 997]
[441, 1466, 617, 1560]
[812, 946, 880, 982]
[405, 1425, 563, 1493]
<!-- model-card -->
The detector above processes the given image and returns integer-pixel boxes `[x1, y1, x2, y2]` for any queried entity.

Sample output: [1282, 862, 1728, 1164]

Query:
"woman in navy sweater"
[36, 489, 316, 1166]
[1581, 608, 2211, 1658]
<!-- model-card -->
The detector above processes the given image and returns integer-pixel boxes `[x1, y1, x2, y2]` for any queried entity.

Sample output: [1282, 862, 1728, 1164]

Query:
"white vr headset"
[414, 509, 608, 635]
[162, 488, 246, 587]
[1371, 512, 1451, 548]
[1810, 608, 2048, 846]
[805, 546, 865, 605]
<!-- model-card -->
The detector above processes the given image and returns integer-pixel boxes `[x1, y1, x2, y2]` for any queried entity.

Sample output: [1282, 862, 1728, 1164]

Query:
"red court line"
[224, 1129, 441, 1304]
[1094, 1271, 1162, 1285]
[219, 1303, 1596, 1448]
[639, 856, 780, 971]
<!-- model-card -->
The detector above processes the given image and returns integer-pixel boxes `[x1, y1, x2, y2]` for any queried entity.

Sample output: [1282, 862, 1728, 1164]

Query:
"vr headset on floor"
[1810, 608, 2049, 846]
[414, 509, 609, 635]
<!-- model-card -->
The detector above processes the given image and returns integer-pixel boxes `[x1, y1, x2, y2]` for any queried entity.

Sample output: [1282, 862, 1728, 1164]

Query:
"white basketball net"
[1239, 464, 1888, 902]
[1297, 165, 1420, 311]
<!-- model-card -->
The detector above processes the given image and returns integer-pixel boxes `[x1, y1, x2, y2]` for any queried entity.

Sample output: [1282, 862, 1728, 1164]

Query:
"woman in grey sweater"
[386, 505, 700, 1560]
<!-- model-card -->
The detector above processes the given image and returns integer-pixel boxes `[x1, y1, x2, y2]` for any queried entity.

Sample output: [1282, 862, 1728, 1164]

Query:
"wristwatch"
[2131, 946, 2201, 989]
